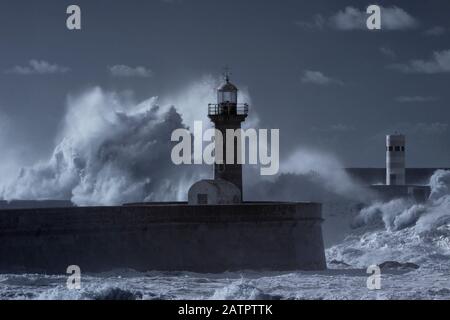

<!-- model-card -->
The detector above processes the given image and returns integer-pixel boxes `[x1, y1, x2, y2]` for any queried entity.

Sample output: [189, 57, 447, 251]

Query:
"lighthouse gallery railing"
[208, 103, 249, 116]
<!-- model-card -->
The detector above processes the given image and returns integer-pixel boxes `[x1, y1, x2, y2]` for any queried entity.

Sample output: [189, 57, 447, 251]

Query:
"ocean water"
[0, 264, 449, 300]
[1, 221, 449, 300]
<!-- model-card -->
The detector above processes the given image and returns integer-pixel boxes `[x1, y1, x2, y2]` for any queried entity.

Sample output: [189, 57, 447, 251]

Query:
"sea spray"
[327, 170, 450, 268]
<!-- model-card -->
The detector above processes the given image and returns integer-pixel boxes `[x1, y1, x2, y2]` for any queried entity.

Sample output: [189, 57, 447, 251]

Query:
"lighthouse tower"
[208, 73, 249, 198]
[386, 134, 406, 186]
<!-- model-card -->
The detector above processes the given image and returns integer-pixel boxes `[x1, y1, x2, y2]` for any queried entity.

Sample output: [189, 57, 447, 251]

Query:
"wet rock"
[379, 261, 419, 271]
[91, 288, 143, 300]
[428, 288, 450, 297]
[329, 260, 351, 268]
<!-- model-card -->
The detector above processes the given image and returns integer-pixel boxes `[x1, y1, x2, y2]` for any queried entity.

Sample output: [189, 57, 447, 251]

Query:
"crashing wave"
[327, 170, 450, 268]
[1, 88, 203, 206]
[209, 279, 282, 300]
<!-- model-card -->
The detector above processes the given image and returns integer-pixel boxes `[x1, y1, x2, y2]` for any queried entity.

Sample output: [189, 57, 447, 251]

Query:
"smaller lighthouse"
[371, 134, 429, 203]
[386, 134, 406, 186]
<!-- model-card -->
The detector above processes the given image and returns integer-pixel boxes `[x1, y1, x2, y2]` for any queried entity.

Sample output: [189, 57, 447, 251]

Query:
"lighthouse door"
[197, 194, 208, 205]
[390, 174, 397, 185]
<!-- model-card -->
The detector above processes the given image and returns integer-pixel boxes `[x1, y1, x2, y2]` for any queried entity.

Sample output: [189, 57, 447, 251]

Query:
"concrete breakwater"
[0, 202, 326, 274]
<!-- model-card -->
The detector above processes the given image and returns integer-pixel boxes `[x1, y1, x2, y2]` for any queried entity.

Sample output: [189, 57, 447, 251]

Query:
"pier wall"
[0, 203, 326, 274]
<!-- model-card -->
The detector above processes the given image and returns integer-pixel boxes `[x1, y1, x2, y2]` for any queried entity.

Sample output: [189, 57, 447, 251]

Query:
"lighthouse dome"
[217, 78, 238, 104]
[218, 81, 238, 92]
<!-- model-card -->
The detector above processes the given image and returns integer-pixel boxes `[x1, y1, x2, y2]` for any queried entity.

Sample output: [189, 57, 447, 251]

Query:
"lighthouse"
[208, 73, 249, 199]
[386, 134, 406, 186]
[187, 73, 249, 205]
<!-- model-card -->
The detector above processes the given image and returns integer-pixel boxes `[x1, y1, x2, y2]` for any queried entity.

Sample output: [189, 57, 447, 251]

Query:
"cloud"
[423, 26, 446, 36]
[5, 60, 70, 75]
[380, 46, 396, 59]
[331, 6, 418, 31]
[329, 7, 368, 31]
[301, 70, 343, 86]
[396, 96, 439, 103]
[390, 50, 450, 74]
[297, 6, 418, 31]
[109, 65, 153, 78]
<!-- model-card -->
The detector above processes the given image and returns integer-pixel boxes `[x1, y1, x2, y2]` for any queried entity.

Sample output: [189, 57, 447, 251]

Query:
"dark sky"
[0, 0, 449, 168]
